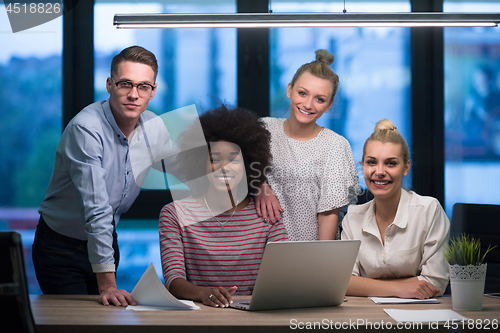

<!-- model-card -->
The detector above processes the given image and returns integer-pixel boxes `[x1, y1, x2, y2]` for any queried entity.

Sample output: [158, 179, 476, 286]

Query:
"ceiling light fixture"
[114, 13, 500, 29]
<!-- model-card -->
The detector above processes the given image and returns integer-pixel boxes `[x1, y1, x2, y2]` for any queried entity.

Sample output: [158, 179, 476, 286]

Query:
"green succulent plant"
[444, 234, 496, 266]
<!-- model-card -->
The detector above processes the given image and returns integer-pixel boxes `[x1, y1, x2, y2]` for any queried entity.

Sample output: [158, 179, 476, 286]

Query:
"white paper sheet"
[370, 297, 439, 304]
[126, 263, 200, 311]
[384, 309, 468, 323]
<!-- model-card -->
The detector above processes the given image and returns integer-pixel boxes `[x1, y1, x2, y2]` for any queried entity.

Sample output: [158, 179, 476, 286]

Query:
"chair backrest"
[0, 232, 37, 333]
[450, 203, 500, 293]
[356, 190, 374, 205]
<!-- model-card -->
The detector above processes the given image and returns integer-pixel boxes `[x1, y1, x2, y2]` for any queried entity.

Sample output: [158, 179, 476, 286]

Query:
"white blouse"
[341, 189, 450, 295]
[262, 117, 360, 241]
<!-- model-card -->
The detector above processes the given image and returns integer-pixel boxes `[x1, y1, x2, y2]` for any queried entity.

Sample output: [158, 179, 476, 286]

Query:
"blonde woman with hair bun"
[341, 119, 450, 299]
[255, 49, 360, 241]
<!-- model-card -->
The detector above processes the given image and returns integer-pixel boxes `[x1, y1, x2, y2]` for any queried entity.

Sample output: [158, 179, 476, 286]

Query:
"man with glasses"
[33, 46, 178, 306]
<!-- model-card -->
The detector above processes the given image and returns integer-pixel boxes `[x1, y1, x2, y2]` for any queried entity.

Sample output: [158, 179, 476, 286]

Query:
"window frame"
[64, 0, 446, 219]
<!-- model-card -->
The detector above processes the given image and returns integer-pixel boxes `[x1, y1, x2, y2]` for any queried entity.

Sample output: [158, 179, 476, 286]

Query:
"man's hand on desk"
[99, 287, 136, 306]
[97, 272, 137, 306]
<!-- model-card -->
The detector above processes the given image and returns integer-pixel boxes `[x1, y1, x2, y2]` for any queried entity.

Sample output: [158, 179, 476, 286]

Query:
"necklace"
[203, 197, 240, 228]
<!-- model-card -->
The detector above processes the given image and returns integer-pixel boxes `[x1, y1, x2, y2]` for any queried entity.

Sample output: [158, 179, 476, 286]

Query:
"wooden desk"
[31, 295, 500, 333]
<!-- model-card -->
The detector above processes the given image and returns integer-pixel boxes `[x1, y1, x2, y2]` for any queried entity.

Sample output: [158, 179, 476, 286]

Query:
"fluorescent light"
[114, 13, 500, 29]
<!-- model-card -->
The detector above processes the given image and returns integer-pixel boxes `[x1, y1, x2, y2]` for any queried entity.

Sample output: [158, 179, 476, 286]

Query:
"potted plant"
[444, 234, 496, 311]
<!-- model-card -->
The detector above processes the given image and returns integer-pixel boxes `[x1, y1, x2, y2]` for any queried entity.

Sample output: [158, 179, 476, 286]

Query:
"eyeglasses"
[111, 77, 155, 97]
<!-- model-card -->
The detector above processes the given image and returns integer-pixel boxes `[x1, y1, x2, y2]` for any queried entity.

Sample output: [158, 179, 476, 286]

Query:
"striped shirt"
[159, 197, 289, 295]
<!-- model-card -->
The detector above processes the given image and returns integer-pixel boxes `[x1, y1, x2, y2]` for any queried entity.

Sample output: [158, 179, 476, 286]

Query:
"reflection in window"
[444, 1, 500, 214]
[0, 8, 62, 294]
[94, 1, 237, 113]
[270, 1, 411, 190]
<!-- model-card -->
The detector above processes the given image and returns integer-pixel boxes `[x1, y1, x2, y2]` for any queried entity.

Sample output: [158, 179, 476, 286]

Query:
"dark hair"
[176, 105, 272, 195]
[110, 45, 158, 80]
[290, 49, 339, 104]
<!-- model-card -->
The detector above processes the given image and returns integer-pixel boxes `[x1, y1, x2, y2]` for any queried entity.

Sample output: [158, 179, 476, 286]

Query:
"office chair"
[0, 232, 37, 333]
[450, 203, 500, 293]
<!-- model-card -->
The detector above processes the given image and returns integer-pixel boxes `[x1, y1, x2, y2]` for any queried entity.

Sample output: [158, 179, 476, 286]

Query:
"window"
[443, 1, 500, 214]
[0, 8, 63, 294]
[95, 1, 237, 112]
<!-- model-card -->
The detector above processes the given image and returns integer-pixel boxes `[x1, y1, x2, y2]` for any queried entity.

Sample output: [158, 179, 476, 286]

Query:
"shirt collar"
[103, 100, 144, 144]
[129, 119, 144, 145]
[103, 100, 125, 140]
[392, 189, 410, 229]
[361, 201, 378, 237]
[361, 188, 410, 236]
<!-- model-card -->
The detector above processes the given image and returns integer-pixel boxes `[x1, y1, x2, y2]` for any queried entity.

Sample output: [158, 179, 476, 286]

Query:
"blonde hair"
[290, 49, 339, 104]
[362, 119, 410, 164]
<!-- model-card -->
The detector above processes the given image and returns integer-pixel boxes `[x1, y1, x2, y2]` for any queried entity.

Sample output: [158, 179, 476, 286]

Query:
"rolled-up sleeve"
[417, 200, 450, 296]
[318, 136, 360, 213]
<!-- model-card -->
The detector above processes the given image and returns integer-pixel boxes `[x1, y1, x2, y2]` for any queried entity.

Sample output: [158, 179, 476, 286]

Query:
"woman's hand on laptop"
[202, 286, 237, 308]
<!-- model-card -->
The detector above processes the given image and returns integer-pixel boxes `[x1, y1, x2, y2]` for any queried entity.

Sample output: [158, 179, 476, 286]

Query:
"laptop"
[230, 240, 360, 311]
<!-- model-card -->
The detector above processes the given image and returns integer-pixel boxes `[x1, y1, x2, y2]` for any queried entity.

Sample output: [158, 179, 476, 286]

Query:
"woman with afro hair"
[159, 105, 288, 308]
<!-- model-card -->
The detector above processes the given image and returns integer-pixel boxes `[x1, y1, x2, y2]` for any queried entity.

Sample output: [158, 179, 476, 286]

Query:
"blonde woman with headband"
[342, 120, 450, 299]
[256, 49, 360, 241]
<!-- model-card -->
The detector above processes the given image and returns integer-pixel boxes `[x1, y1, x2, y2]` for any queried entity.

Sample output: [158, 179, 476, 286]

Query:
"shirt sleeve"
[62, 122, 116, 273]
[340, 212, 361, 276]
[159, 203, 187, 289]
[266, 220, 289, 242]
[417, 200, 450, 296]
[318, 135, 360, 213]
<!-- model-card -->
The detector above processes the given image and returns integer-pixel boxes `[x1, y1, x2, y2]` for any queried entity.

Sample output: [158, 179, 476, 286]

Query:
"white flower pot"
[449, 263, 487, 311]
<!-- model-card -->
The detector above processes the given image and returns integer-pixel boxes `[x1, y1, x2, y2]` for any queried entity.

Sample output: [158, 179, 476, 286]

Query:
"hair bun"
[374, 119, 398, 133]
[315, 49, 334, 66]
